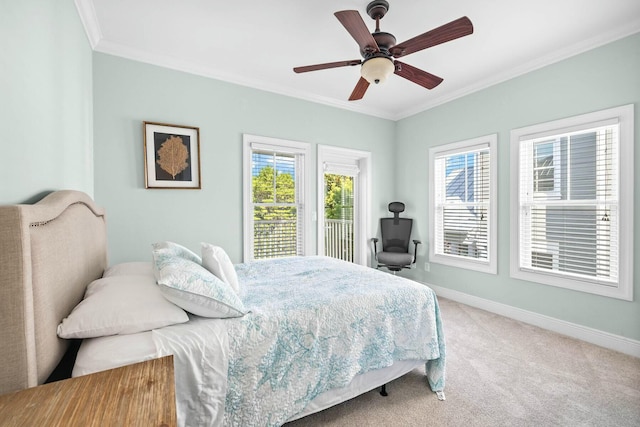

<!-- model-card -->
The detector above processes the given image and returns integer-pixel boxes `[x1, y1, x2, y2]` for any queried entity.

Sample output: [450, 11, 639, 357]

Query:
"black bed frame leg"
[379, 383, 388, 396]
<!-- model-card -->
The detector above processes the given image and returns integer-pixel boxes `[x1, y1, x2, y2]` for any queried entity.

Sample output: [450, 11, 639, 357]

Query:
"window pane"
[252, 152, 274, 203]
[324, 174, 354, 262]
[533, 140, 556, 193]
[530, 206, 599, 277]
[568, 132, 596, 200]
[252, 152, 297, 204]
[274, 154, 295, 203]
[442, 205, 488, 259]
[324, 174, 354, 220]
[253, 206, 298, 259]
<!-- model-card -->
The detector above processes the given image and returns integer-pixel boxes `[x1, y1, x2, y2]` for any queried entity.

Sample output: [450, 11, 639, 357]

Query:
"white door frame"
[317, 145, 371, 266]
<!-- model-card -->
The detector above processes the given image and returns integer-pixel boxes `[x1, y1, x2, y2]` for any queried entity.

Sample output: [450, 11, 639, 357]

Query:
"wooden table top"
[0, 355, 177, 427]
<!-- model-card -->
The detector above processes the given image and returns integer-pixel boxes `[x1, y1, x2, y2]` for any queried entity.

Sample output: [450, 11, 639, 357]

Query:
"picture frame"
[143, 121, 201, 189]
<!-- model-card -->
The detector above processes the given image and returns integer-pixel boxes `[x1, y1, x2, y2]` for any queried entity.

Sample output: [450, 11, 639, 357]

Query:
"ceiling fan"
[293, 0, 473, 101]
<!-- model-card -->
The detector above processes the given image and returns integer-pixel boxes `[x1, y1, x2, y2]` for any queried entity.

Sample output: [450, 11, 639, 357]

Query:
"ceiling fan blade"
[294, 59, 362, 73]
[349, 77, 370, 101]
[391, 16, 473, 58]
[394, 61, 443, 90]
[335, 10, 380, 54]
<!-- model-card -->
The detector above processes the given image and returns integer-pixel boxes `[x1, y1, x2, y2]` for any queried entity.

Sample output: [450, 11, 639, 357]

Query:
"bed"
[0, 190, 445, 426]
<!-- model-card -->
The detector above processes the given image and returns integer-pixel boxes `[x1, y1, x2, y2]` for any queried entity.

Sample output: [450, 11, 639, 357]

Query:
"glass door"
[323, 173, 355, 262]
[317, 145, 371, 266]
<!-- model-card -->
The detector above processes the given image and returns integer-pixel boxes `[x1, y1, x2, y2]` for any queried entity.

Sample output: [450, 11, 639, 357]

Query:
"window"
[243, 134, 310, 262]
[510, 105, 634, 300]
[428, 134, 497, 274]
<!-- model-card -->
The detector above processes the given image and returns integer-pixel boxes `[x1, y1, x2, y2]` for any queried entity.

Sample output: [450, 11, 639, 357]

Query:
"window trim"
[510, 104, 634, 301]
[428, 133, 498, 274]
[242, 134, 311, 262]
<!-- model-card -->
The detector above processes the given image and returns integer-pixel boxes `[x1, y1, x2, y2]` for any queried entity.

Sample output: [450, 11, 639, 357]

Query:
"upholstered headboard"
[0, 190, 108, 394]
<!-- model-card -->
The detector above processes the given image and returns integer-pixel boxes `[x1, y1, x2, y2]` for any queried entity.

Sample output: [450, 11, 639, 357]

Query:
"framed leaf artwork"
[143, 122, 201, 189]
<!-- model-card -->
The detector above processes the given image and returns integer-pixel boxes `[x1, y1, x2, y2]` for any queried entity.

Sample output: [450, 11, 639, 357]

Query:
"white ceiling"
[76, 0, 640, 120]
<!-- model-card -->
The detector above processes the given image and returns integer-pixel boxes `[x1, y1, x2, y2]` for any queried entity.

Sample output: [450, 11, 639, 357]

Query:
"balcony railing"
[254, 218, 354, 263]
[324, 219, 354, 263]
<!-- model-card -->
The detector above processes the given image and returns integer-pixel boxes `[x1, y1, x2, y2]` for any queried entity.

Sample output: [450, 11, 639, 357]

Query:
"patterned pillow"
[153, 248, 246, 318]
[151, 241, 201, 279]
[201, 242, 240, 294]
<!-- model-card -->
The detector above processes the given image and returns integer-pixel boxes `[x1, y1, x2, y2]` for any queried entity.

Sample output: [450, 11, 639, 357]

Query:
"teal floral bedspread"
[224, 256, 446, 426]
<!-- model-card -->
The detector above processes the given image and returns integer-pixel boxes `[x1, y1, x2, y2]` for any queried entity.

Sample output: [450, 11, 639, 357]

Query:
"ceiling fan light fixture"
[361, 57, 394, 84]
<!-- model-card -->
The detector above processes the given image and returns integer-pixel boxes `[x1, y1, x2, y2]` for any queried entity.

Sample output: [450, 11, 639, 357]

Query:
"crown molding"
[396, 22, 640, 120]
[73, 2, 640, 122]
[74, 0, 102, 49]
[93, 37, 396, 120]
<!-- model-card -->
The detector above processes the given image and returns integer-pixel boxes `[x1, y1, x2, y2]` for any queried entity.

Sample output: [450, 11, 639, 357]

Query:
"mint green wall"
[92, 53, 395, 265]
[395, 33, 640, 341]
[0, 0, 93, 204]
[8, 1, 635, 342]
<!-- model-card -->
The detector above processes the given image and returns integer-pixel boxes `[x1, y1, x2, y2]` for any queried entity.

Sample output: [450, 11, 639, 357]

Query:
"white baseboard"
[425, 283, 640, 359]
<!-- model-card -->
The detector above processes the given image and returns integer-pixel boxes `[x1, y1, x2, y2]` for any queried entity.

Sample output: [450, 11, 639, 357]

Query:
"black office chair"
[372, 202, 421, 273]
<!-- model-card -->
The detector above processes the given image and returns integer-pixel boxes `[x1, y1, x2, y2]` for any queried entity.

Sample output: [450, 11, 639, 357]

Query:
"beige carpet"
[286, 297, 640, 427]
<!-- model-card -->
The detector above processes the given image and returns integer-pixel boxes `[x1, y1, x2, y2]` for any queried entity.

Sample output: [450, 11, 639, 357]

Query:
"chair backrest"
[380, 202, 413, 253]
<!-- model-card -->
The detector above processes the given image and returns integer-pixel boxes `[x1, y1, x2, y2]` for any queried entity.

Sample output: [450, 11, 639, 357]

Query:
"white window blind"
[434, 144, 490, 259]
[323, 161, 360, 177]
[518, 124, 618, 284]
[429, 134, 497, 274]
[510, 104, 634, 301]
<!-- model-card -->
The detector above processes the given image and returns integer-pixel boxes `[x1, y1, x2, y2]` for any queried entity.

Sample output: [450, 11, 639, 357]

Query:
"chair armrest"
[371, 238, 379, 262]
[411, 240, 421, 264]
[371, 237, 378, 254]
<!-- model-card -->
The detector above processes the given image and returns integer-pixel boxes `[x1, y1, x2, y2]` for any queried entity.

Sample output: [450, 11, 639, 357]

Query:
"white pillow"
[57, 275, 189, 339]
[201, 242, 240, 294]
[103, 261, 153, 278]
[151, 241, 201, 279]
[73, 332, 158, 377]
[153, 248, 246, 318]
